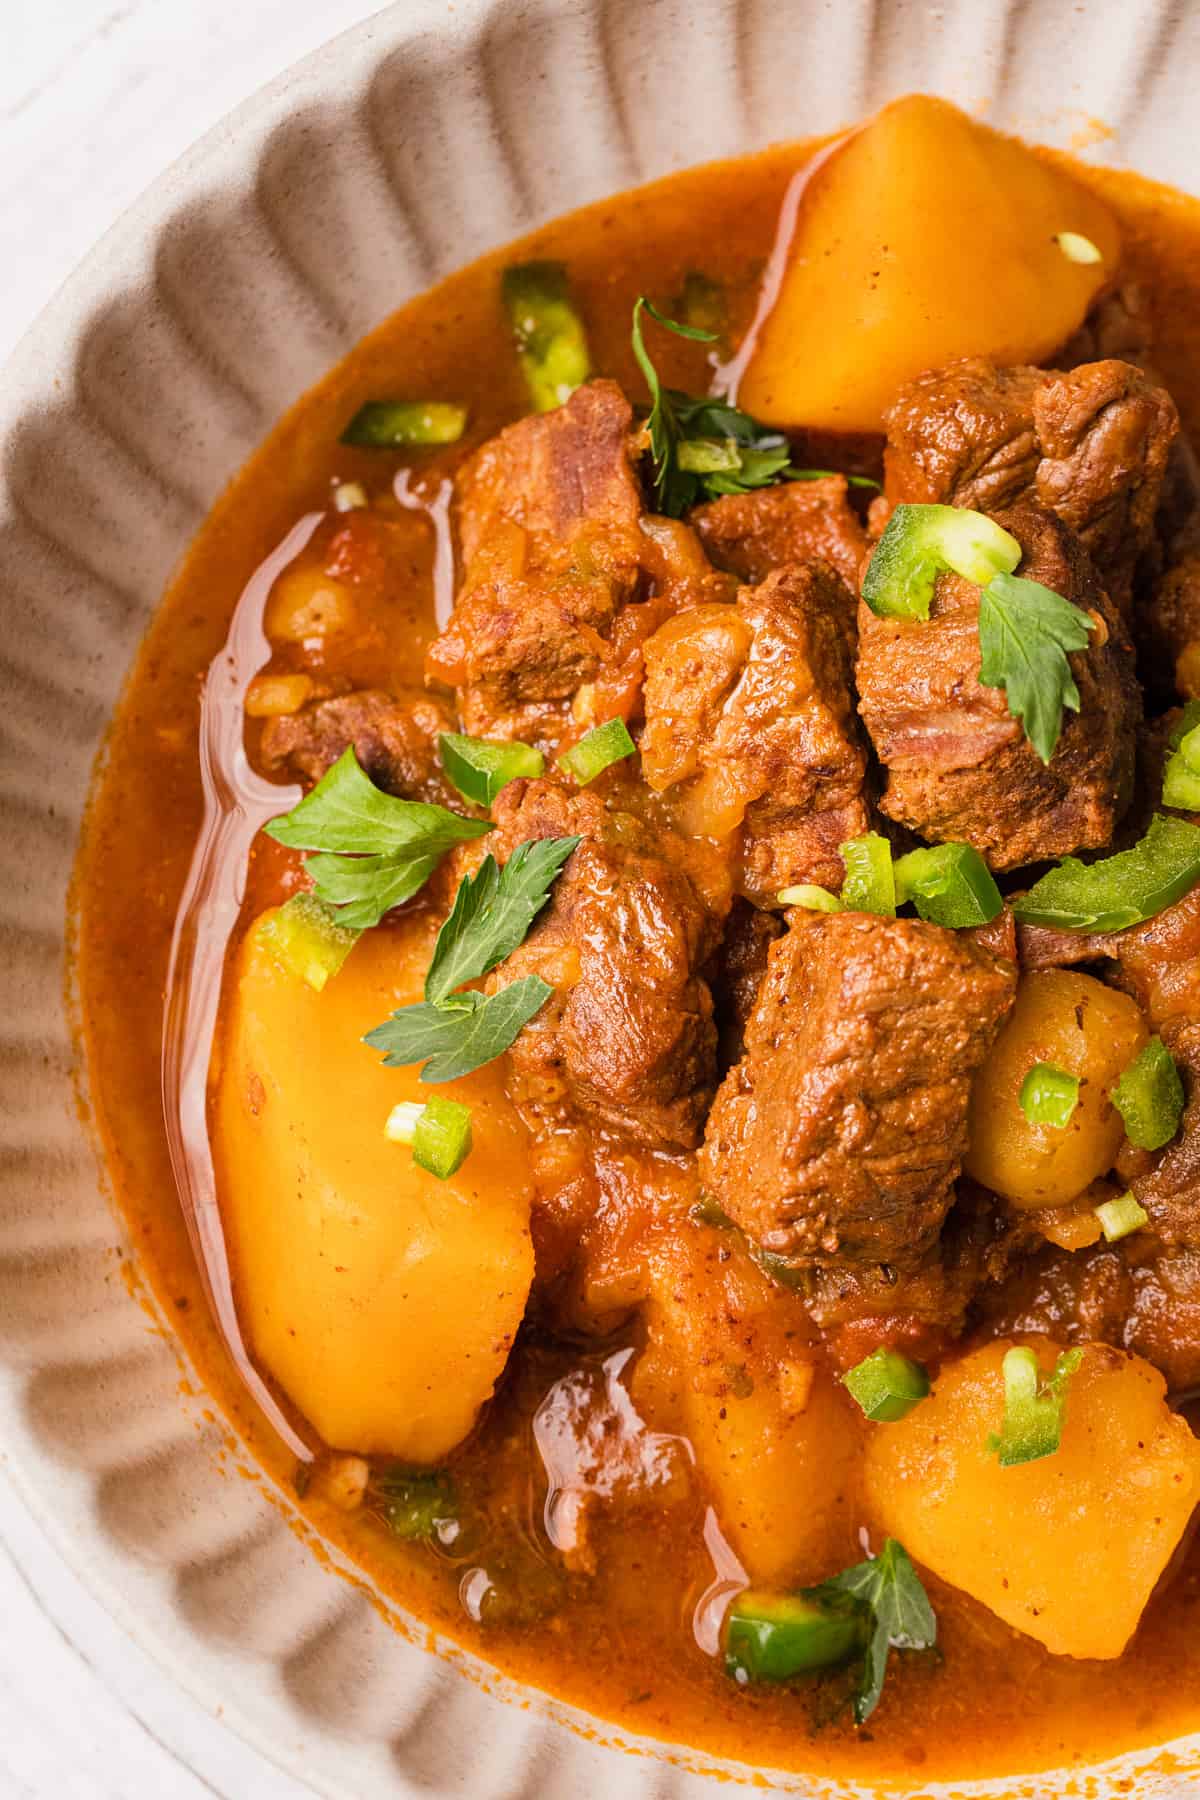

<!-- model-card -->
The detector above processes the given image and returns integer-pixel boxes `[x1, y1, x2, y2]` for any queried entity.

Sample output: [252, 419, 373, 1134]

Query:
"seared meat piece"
[804, 1183, 1036, 1368]
[1143, 538, 1200, 695]
[488, 780, 728, 1152]
[259, 687, 458, 805]
[976, 1235, 1200, 1398]
[699, 911, 1016, 1267]
[641, 563, 870, 903]
[711, 898, 783, 1070]
[856, 503, 1140, 870]
[882, 356, 1178, 611]
[690, 476, 868, 591]
[426, 381, 647, 743]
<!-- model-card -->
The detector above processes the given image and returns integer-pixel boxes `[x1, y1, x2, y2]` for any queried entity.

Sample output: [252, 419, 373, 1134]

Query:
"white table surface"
[2, 8, 389, 1792]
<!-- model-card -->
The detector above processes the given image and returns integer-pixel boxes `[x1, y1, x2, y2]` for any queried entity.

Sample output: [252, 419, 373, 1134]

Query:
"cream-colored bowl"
[2, 0, 1198, 1792]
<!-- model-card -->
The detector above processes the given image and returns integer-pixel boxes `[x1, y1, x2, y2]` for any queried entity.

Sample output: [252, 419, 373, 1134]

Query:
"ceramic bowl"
[2, 0, 1199, 1793]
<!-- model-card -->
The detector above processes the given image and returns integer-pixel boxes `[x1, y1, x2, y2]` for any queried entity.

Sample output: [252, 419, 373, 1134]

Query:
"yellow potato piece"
[864, 1338, 1200, 1659]
[738, 95, 1120, 432]
[965, 969, 1148, 1208]
[633, 1227, 862, 1584]
[212, 912, 534, 1459]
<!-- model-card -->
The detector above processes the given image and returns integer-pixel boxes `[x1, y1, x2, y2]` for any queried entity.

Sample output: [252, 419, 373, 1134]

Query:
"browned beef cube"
[882, 357, 1178, 612]
[690, 476, 869, 591]
[699, 911, 1016, 1267]
[426, 381, 648, 743]
[641, 563, 869, 903]
[259, 688, 458, 806]
[711, 897, 783, 1071]
[856, 503, 1140, 871]
[487, 780, 727, 1153]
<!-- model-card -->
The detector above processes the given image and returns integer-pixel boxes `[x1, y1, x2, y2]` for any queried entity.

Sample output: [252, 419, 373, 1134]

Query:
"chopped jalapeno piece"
[502, 261, 591, 413]
[893, 842, 1003, 928]
[1163, 709, 1200, 812]
[777, 884, 842, 912]
[558, 718, 636, 785]
[385, 1097, 473, 1178]
[1019, 1062, 1080, 1129]
[1095, 1191, 1150, 1243]
[374, 1467, 456, 1541]
[258, 892, 359, 991]
[438, 733, 544, 807]
[986, 1345, 1082, 1467]
[341, 400, 467, 447]
[840, 833, 898, 916]
[1111, 1037, 1185, 1151]
[724, 1588, 868, 1683]
[862, 503, 1021, 621]
[1013, 815, 1200, 933]
[843, 1348, 930, 1422]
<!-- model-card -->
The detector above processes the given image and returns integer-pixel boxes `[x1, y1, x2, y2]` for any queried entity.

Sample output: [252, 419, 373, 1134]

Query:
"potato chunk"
[965, 970, 1148, 1208]
[738, 96, 1119, 433]
[864, 1338, 1200, 1659]
[633, 1223, 862, 1583]
[212, 912, 534, 1459]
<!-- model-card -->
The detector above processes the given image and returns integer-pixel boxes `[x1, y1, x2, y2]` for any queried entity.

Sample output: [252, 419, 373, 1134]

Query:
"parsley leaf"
[818, 1540, 936, 1724]
[363, 975, 552, 1083]
[630, 297, 876, 516]
[264, 748, 490, 931]
[364, 833, 579, 1081]
[425, 838, 580, 1003]
[977, 571, 1095, 765]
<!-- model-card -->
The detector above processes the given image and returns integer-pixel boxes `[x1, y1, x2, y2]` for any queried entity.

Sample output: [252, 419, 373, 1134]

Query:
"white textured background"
[2, 7, 381, 1793]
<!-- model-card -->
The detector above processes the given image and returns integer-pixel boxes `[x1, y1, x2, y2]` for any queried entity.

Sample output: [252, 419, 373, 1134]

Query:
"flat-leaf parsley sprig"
[365, 836, 580, 1082]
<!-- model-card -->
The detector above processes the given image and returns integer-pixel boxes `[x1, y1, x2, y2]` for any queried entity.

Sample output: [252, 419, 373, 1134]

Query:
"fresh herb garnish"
[265, 748, 490, 931]
[1012, 814, 1200, 933]
[977, 571, 1095, 765]
[438, 732, 544, 807]
[812, 1539, 937, 1724]
[364, 836, 579, 1082]
[986, 1345, 1082, 1467]
[630, 296, 874, 516]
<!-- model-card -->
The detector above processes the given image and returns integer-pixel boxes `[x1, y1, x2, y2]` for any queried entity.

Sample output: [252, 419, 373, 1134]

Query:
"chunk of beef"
[699, 911, 1016, 1267]
[711, 898, 783, 1070]
[1143, 541, 1200, 696]
[804, 1183, 1036, 1368]
[976, 1236, 1200, 1398]
[426, 381, 647, 743]
[259, 687, 458, 806]
[488, 780, 727, 1152]
[882, 357, 1178, 611]
[641, 563, 869, 903]
[690, 476, 868, 591]
[856, 503, 1140, 870]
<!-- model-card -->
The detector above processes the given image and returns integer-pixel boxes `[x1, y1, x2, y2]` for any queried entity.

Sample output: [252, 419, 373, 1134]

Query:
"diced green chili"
[341, 400, 467, 447]
[893, 842, 1003, 928]
[862, 503, 1021, 621]
[1111, 1037, 1185, 1151]
[777, 884, 842, 912]
[374, 1467, 456, 1541]
[1019, 1062, 1080, 1129]
[840, 833, 898, 917]
[558, 718, 636, 785]
[1094, 1191, 1150, 1243]
[258, 892, 359, 991]
[1012, 815, 1200, 933]
[385, 1097, 473, 1178]
[986, 1345, 1082, 1467]
[724, 1588, 868, 1683]
[502, 261, 591, 413]
[1163, 709, 1200, 812]
[842, 1348, 930, 1423]
[438, 733, 544, 808]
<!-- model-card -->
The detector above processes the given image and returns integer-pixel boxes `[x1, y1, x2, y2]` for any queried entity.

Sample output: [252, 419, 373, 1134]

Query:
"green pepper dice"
[341, 400, 467, 447]
[258, 892, 359, 991]
[724, 1588, 868, 1682]
[862, 503, 1021, 621]
[840, 832, 898, 916]
[502, 261, 591, 413]
[893, 842, 1003, 928]
[1111, 1037, 1185, 1151]
[843, 1347, 930, 1422]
